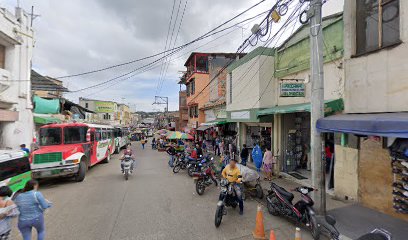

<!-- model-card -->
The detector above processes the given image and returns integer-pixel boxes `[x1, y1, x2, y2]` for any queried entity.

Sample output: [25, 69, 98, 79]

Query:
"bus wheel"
[75, 161, 86, 182]
[103, 152, 111, 163]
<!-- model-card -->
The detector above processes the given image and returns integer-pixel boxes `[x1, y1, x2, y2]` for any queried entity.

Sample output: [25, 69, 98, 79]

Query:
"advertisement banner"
[95, 101, 116, 113]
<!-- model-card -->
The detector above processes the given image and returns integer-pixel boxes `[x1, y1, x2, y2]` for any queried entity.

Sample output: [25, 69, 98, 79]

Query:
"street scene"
[1, 0, 408, 239]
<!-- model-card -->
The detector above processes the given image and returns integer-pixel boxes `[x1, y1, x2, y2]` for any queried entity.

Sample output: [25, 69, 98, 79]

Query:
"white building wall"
[0, 8, 34, 149]
[277, 61, 344, 106]
[343, 0, 408, 113]
[227, 55, 275, 112]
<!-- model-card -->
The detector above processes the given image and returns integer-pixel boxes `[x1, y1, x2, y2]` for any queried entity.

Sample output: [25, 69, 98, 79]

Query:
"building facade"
[226, 47, 275, 151]
[316, 0, 408, 221]
[178, 90, 188, 130]
[79, 97, 119, 125]
[257, 13, 344, 176]
[181, 53, 211, 129]
[0, 7, 34, 149]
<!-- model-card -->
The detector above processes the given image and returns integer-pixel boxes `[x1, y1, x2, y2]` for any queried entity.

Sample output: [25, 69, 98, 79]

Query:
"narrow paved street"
[12, 142, 312, 240]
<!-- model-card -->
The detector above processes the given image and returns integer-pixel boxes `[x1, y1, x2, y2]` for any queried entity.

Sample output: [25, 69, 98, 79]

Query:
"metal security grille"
[34, 152, 62, 164]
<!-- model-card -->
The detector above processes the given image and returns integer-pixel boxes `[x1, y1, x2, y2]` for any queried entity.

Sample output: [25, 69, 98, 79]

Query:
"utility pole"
[309, 0, 325, 215]
[152, 96, 169, 128]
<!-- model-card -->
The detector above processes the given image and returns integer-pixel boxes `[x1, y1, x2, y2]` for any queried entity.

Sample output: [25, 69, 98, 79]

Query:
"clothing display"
[390, 151, 408, 214]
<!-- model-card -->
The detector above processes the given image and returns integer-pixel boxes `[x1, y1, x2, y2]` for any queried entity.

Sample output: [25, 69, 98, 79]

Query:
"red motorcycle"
[192, 162, 218, 195]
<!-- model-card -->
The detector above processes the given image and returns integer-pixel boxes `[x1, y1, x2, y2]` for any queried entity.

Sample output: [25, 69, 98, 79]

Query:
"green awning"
[257, 98, 344, 117]
[202, 119, 228, 126]
[34, 116, 61, 125]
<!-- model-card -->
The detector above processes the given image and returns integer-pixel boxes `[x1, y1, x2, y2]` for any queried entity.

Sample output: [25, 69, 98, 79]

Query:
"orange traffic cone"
[295, 227, 301, 240]
[269, 230, 276, 240]
[252, 205, 266, 239]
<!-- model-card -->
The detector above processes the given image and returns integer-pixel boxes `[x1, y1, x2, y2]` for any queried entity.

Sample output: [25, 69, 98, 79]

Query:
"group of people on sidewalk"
[0, 180, 52, 240]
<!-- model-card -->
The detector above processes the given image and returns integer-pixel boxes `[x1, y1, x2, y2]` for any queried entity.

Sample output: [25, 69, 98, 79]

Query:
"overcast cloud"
[1, 0, 343, 111]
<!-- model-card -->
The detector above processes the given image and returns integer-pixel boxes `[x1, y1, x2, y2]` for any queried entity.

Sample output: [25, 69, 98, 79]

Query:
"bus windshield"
[39, 128, 62, 146]
[64, 127, 87, 144]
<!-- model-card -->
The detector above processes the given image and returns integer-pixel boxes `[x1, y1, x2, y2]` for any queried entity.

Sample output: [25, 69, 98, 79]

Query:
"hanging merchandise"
[389, 138, 408, 214]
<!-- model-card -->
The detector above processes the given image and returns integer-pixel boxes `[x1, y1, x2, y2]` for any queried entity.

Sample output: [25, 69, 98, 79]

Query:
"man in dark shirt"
[240, 144, 249, 166]
[196, 144, 203, 157]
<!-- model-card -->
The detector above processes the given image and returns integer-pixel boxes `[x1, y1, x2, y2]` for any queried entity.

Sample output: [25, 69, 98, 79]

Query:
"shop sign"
[95, 101, 116, 113]
[216, 109, 227, 119]
[205, 110, 216, 122]
[280, 83, 305, 97]
[231, 111, 250, 120]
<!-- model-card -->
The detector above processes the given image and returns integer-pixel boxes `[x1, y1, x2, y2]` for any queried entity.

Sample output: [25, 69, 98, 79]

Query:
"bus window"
[39, 128, 62, 146]
[102, 129, 107, 140]
[0, 157, 30, 182]
[64, 127, 87, 144]
[90, 131, 95, 142]
[96, 129, 101, 141]
[114, 128, 119, 138]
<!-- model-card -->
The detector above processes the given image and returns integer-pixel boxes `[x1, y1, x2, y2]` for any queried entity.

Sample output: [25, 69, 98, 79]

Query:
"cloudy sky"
[2, 0, 343, 112]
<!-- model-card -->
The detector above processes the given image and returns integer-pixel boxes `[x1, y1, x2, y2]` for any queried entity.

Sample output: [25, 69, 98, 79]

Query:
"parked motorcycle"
[122, 156, 133, 181]
[193, 161, 218, 195]
[187, 155, 209, 177]
[172, 152, 188, 173]
[214, 179, 241, 227]
[266, 182, 339, 240]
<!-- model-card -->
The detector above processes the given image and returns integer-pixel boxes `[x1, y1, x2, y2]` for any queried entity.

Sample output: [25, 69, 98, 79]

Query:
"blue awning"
[317, 113, 408, 138]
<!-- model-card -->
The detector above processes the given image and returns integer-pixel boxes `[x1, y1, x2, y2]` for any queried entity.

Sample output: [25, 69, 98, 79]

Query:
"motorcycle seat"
[273, 183, 294, 202]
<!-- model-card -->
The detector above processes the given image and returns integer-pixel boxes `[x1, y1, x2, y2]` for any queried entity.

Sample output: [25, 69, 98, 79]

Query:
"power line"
[156, 0, 177, 95]
[67, 9, 270, 94]
[187, 0, 300, 105]
[157, 0, 188, 95]
[55, 0, 266, 80]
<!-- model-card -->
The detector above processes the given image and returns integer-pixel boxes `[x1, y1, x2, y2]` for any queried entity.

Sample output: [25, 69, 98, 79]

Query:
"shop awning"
[196, 125, 211, 131]
[202, 119, 228, 126]
[34, 116, 61, 125]
[257, 98, 343, 117]
[316, 113, 408, 138]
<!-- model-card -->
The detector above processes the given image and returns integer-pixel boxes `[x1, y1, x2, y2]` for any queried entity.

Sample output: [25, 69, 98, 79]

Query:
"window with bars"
[356, 0, 400, 55]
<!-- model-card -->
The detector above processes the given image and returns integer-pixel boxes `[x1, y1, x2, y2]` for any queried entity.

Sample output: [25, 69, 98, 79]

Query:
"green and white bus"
[0, 150, 31, 195]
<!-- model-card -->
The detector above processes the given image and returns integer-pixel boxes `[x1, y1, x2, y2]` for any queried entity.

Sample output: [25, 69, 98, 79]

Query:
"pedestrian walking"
[215, 137, 220, 156]
[219, 140, 224, 156]
[240, 144, 249, 166]
[0, 186, 19, 240]
[15, 180, 52, 240]
[262, 146, 274, 181]
[141, 138, 146, 149]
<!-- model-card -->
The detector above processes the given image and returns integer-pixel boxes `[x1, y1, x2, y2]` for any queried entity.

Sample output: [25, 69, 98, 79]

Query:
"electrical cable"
[190, 1, 303, 105]
[53, 0, 267, 80]
[67, 10, 270, 94]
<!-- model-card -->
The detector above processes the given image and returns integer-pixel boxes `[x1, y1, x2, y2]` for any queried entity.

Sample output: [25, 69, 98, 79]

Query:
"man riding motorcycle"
[121, 144, 135, 173]
[221, 158, 244, 215]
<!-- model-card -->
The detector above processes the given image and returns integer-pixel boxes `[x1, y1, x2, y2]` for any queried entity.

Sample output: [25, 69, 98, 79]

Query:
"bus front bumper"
[31, 164, 80, 179]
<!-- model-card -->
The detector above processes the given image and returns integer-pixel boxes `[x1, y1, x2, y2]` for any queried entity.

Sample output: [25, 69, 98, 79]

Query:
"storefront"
[257, 99, 343, 178]
[317, 113, 408, 221]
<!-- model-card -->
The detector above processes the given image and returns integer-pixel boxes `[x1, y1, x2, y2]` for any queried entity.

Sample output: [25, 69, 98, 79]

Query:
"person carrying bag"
[15, 180, 52, 240]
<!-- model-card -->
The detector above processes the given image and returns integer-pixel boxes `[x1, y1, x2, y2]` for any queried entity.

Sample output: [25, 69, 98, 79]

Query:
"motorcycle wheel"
[267, 196, 280, 216]
[256, 184, 264, 199]
[173, 165, 181, 173]
[188, 168, 194, 177]
[309, 214, 321, 240]
[196, 179, 206, 195]
[125, 170, 129, 181]
[214, 205, 224, 228]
